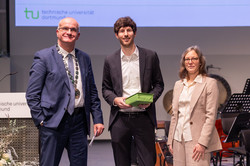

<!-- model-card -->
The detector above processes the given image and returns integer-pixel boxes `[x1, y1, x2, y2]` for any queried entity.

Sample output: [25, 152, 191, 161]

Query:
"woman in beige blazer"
[167, 45, 222, 166]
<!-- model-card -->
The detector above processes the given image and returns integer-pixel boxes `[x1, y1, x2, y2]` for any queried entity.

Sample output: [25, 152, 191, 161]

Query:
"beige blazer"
[167, 76, 222, 152]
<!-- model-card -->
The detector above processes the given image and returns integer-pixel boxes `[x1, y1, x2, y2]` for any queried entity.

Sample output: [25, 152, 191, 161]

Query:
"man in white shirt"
[102, 16, 164, 166]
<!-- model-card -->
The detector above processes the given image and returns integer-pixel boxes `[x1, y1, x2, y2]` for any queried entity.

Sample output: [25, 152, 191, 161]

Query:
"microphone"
[0, 72, 18, 82]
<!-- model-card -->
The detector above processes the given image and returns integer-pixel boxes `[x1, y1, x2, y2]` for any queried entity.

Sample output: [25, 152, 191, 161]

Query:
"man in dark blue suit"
[26, 17, 104, 166]
[102, 16, 164, 166]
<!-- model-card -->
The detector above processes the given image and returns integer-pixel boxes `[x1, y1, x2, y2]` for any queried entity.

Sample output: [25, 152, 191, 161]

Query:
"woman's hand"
[168, 144, 173, 155]
[192, 143, 206, 161]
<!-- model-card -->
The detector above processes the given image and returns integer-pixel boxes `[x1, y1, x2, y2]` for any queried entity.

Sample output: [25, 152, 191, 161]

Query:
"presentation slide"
[15, 0, 250, 27]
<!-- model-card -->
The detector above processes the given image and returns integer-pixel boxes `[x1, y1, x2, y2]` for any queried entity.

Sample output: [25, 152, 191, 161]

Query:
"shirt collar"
[120, 46, 139, 60]
[58, 45, 76, 58]
[194, 74, 203, 83]
[183, 74, 203, 86]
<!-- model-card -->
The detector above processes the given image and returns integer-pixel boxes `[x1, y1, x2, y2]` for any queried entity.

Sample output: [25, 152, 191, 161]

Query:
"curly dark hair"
[114, 16, 137, 34]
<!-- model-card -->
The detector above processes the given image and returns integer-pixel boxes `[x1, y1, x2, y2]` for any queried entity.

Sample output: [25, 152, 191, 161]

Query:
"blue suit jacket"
[26, 45, 103, 134]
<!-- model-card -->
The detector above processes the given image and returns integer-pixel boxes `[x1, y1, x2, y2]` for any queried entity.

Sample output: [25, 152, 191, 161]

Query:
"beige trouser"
[173, 139, 211, 166]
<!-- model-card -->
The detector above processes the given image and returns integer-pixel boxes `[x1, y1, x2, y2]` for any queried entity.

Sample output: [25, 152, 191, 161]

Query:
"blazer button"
[190, 122, 193, 125]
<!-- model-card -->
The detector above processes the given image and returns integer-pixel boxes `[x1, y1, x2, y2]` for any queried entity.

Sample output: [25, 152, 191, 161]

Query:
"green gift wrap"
[125, 93, 154, 107]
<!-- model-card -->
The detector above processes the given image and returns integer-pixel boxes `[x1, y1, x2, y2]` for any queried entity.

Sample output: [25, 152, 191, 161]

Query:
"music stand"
[221, 93, 250, 142]
[219, 79, 250, 166]
[243, 78, 250, 95]
[224, 112, 250, 143]
[222, 93, 250, 114]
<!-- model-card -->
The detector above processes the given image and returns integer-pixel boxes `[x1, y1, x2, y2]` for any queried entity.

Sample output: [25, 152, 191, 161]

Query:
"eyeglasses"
[58, 27, 78, 33]
[184, 57, 199, 62]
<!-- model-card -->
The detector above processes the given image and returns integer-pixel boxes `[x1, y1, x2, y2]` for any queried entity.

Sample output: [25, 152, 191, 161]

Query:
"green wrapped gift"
[125, 93, 154, 107]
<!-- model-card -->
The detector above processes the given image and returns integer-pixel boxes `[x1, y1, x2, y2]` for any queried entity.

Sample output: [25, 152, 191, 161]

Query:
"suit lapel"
[173, 81, 184, 111]
[53, 46, 71, 91]
[138, 47, 146, 91]
[76, 49, 86, 94]
[190, 77, 206, 114]
[112, 49, 123, 96]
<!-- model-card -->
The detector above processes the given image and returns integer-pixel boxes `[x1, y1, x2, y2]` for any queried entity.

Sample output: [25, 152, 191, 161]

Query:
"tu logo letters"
[24, 8, 39, 19]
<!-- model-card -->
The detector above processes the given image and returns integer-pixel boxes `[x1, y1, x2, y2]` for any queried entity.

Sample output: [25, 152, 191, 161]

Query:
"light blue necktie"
[67, 54, 75, 115]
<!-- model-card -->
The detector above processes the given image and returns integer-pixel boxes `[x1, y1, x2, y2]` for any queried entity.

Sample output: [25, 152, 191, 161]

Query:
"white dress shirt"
[174, 74, 203, 142]
[119, 46, 144, 112]
[121, 47, 141, 98]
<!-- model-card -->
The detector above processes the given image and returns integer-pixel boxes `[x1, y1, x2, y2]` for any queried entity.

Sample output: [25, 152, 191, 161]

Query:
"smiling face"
[56, 17, 80, 48]
[184, 50, 200, 76]
[179, 45, 207, 79]
[115, 26, 136, 48]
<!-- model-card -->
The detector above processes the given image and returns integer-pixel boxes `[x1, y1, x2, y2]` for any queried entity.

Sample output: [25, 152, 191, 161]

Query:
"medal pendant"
[75, 88, 80, 99]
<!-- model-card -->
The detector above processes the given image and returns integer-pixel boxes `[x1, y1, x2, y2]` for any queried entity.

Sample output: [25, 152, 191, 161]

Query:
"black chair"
[211, 114, 235, 166]
[219, 112, 240, 166]
[221, 113, 250, 166]
[155, 120, 172, 166]
[228, 143, 246, 166]
[164, 121, 172, 165]
[227, 129, 250, 166]
[241, 129, 250, 166]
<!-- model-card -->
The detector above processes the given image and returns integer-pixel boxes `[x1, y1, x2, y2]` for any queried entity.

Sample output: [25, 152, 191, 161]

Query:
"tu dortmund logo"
[24, 8, 39, 19]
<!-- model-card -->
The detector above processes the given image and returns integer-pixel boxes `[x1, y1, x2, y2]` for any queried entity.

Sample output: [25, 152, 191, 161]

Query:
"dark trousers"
[110, 112, 156, 166]
[39, 108, 88, 166]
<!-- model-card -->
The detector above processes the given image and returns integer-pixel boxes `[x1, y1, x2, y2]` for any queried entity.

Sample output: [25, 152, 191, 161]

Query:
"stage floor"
[59, 140, 241, 166]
